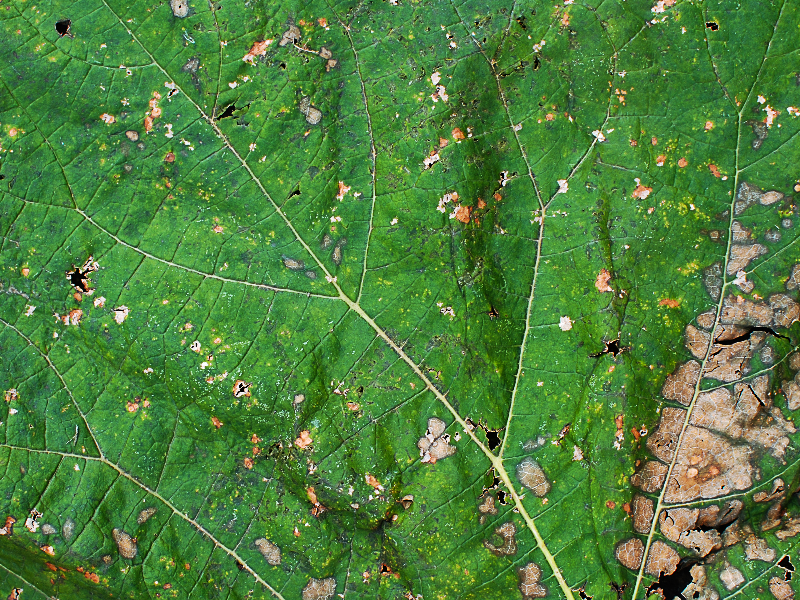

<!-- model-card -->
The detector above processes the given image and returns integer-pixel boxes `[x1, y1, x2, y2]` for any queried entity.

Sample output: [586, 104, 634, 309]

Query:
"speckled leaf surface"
[2, 0, 800, 598]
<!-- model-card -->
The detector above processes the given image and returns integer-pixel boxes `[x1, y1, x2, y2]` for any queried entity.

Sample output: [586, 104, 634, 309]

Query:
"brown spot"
[516, 458, 550, 496]
[112, 528, 137, 559]
[295, 430, 312, 449]
[770, 578, 794, 600]
[243, 457, 253, 469]
[242, 40, 270, 64]
[254, 538, 281, 565]
[545, 113, 555, 121]
[438, 137, 448, 148]
[365, 474, 383, 491]
[595, 268, 613, 292]
[211, 416, 223, 429]
[478, 493, 497, 516]
[651, 137, 658, 145]
[662, 361, 700, 406]
[678, 157, 688, 168]
[232, 380, 252, 398]
[144, 115, 153, 132]
[451, 127, 465, 140]
[418, 417, 456, 464]
[632, 495, 653, 533]
[164, 152, 175, 163]
[137, 507, 156, 524]
[744, 534, 776, 562]
[483, 521, 517, 556]
[518, 562, 547, 598]
[302, 577, 336, 600]
[645, 540, 680, 576]
[477, 198, 487, 209]
[709, 164, 722, 177]
[632, 184, 653, 200]
[454, 205, 471, 224]
[615, 538, 644, 570]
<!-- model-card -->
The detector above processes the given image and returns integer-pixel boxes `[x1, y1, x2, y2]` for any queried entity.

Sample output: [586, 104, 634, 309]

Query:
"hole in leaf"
[590, 338, 623, 358]
[705, 21, 719, 30]
[533, 57, 541, 70]
[577, 584, 593, 600]
[486, 430, 501, 450]
[496, 490, 508, 505]
[279, 62, 287, 70]
[289, 188, 301, 198]
[515, 15, 527, 30]
[55, 19, 71, 37]
[609, 583, 628, 600]
[67, 267, 90, 292]
[217, 104, 236, 119]
[646, 558, 700, 600]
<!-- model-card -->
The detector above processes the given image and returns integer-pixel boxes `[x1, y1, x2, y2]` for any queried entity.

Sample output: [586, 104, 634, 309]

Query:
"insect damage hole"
[646, 559, 703, 600]
[55, 19, 72, 37]
[705, 21, 719, 30]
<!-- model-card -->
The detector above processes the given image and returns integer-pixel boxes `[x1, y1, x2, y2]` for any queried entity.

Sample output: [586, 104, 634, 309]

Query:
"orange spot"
[477, 198, 487, 209]
[295, 430, 312, 449]
[595, 268, 613, 293]
[439, 137, 448, 148]
[651, 137, 658, 145]
[658, 298, 680, 308]
[243, 457, 254, 469]
[678, 157, 688, 168]
[709, 164, 722, 178]
[606, 500, 616, 509]
[451, 127, 465, 140]
[84, 572, 99, 584]
[545, 113, 555, 121]
[656, 155, 666, 166]
[211, 416, 223, 429]
[454, 205, 471, 224]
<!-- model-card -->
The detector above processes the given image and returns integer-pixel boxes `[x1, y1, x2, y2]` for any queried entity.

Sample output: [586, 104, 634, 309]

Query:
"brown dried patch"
[648, 407, 755, 502]
[728, 243, 768, 275]
[632, 495, 653, 533]
[232, 380, 252, 398]
[645, 540, 680, 576]
[302, 577, 336, 600]
[631, 461, 668, 492]
[242, 39, 270, 64]
[615, 538, 644, 570]
[658, 298, 680, 308]
[478, 493, 498, 515]
[255, 538, 281, 565]
[112, 528, 137, 559]
[454, 205, 471, 224]
[595, 268, 613, 292]
[761, 190, 785, 205]
[770, 578, 794, 600]
[720, 563, 745, 590]
[483, 521, 517, 556]
[696, 311, 716, 330]
[680, 566, 718, 600]
[776, 516, 800, 540]
[518, 562, 547, 598]
[662, 361, 700, 405]
[744, 534, 776, 561]
[137, 508, 156, 525]
[295, 430, 312, 449]
[787, 264, 800, 290]
[451, 127, 465, 140]
[659, 508, 721, 556]
[418, 417, 456, 464]
[516, 458, 550, 497]
[632, 184, 653, 200]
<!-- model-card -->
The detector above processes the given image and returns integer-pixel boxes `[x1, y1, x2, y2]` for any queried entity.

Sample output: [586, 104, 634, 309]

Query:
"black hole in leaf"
[516, 15, 527, 30]
[780, 555, 795, 580]
[217, 103, 237, 120]
[533, 57, 541, 71]
[577, 585, 593, 600]
[279, 62, 287, 69]
[67, 267, 90, 292]
[488, 305, 499, 320]
[0, 175, 5, 180]
[486, 430, 501, 450]
[289, 188, 301, 198]
[646, 558, 700, 600]
[590, 338, 624, 358]
[379, 563, 392, 574]
[496, 490, 508, 505]
[715, 325, 788, 345]
[705, 21, 719, 30]
[609, 583, 628, 600]
[55, 19, 71, 36]
[235, 560, 245, 571]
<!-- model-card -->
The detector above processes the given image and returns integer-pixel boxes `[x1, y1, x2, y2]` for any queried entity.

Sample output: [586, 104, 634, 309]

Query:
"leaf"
[0, 0, 800, 599]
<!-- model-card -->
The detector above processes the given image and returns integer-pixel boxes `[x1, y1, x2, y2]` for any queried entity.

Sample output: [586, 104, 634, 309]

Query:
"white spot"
[390, 217, 398, 225]
[8, 408, 17, 415]
[788, 106, 800, 117]
[100, 113, 116, 124]
[556, 179, 569, 195]
[592, 129, 606, 142]
[143, 368, 153, 374]
[572, 445, 584, 461]
[165, 124, 174, 138]
[757, 95, 766, 104]
[423, 153, 440, 170]
[74, 464, 80, 471]
[24, 305, 36, 317]
[113, 306, 129, 324]
[431, 71, 441, 86]
[764, 105, 779, 128]
[93, 296, 106, 308]
[559, 316, 573, 331]
[325, 275, 337, 283]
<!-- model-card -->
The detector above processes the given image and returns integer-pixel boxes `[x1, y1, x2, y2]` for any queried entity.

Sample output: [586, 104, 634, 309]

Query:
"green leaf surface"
[1, 0, 800, 598]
